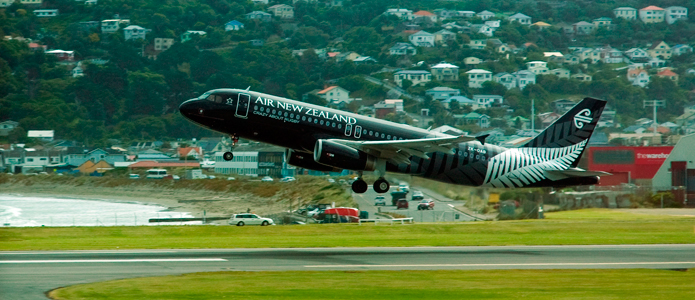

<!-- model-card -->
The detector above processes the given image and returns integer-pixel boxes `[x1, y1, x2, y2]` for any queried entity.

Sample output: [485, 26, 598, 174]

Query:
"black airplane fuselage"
[180, 89, 605, 188]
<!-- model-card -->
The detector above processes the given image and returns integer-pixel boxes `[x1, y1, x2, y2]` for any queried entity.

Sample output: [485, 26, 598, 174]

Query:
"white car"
[281, 177, 296, 182]
[229, 213, 275, 226]
[374, 196, 386, 206]
[398, 183, 409, 192]
[261, 176, 274, 182]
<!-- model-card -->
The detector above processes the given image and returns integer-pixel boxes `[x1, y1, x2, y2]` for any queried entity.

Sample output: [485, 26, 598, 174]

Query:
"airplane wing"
[328, 135, 478, 165]
[544, 168, 612, 181]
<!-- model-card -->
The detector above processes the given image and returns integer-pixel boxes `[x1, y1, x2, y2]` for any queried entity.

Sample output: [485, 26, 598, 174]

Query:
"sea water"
[0, 194, 200, 227]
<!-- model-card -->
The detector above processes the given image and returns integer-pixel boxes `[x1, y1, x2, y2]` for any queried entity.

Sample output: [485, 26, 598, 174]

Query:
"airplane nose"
[179, 99, 201, 119]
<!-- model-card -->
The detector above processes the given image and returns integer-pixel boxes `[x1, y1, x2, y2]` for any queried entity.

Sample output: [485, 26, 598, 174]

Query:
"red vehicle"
[396, 199, 409, 209]
[315, 207, 360, 223]
[417, 199, 435, 210]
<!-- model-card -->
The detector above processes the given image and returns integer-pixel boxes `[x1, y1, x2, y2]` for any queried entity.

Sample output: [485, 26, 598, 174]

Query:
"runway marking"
[0, 258, 227, 264]
[305, 262, 695, 268]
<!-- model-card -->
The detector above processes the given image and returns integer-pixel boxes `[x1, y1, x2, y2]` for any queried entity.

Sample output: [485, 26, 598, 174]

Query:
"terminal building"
[586, 146, 673, 186]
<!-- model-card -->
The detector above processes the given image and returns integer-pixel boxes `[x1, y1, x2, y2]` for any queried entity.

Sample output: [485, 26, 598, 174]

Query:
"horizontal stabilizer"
[544, 168, 612, 181]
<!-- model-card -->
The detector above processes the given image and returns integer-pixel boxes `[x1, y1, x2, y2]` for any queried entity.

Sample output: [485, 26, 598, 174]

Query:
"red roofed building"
[413, 10, 437, 23]
[28, 43, 47, 52]
[315, 86, 351, 104]
[178, 146, 202, 159]
[128, 161, 200, 169]
[656, 69, 678, 81]
[639, 6, 665, 23]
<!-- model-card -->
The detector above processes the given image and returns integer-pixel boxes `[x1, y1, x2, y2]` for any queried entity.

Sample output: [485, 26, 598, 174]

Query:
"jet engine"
[313, 139, 377, 171]
[285, 149, 340, 172]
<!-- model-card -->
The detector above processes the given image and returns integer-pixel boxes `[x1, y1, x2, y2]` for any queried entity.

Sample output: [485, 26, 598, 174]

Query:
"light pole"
[643, 100, 665, 140]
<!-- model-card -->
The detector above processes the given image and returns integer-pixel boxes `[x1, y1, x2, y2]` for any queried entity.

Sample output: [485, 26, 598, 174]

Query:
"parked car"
[411, 190, 424, 201]
[374, 196, 386, 206]
[261, 176, 274, 182]
[396, 199, 409, 209]
[129, 174, 140, 179]
[229, 213, 275, 226]
[280, 176, 296, 182]
[417, 199, 435, 210]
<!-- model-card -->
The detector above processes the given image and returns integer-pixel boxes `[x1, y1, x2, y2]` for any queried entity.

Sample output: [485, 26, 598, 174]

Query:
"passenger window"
[354, 125, 362, 138]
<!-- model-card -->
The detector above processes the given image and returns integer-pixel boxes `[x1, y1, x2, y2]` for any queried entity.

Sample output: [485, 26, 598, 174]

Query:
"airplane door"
[236, 93, 250, 118]
[344, 124, 352, 136]
[354, 125, 362, 138]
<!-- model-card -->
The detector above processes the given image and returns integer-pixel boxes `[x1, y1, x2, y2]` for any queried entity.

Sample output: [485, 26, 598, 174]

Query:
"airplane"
[179, 88, 610, 193]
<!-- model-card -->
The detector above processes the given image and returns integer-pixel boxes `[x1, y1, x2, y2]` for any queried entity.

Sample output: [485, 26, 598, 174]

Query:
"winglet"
[475, 134, 489, 145]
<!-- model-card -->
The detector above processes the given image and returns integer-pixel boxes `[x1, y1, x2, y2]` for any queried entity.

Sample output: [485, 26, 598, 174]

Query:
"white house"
[665, 6, 688, 24]
[246, 11, 273, 22]
[412, 10, 437, 23]
[493, 72, 516, 89]
[526, 61, 549, 75]
[426, 87, 460, 101]
[507, 13, 531, 25]
[0, 120, 18, 136]
[316, 86, 351, 104]
[614, 7, 637, 20]
[469, 39, 487, 50]
[409, 31, 435, 47]
[268, 4, 294, 19]
[571, 73, 592, 82]
[101, 19, 130, 34]
[441, 96, 475, 109]
[154, 38, 174, 51]
[28, 130, 54, 142]
[181, 30, 206, 42]
[123, 25, 148, 41]
[473, 95, 503, 108]
[672, 44, 693, 56]
[394, 70, 431, 87]
[551, 68, 570, 79]
[625, 48, 649, 60]
[465, 69, 492, 88]
[512, 70, 536, 89]
[430, 62, 459, 81]
[601, 47, 625, 63]
[485, 20, 501, 28]
[33, 9, 58, 17]
[433, 29, 456, 44]
[472, 24, 494, 37]
[639, 6, 665, 23]
[384, 8, 413, 20]
[225, 20, 244, 31]
[389, 43, 416, 55]
[477, 10, 495, 20]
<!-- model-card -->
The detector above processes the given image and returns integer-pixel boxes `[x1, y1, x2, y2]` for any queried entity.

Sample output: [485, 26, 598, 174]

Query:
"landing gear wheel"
[351, 179, 368, 193]
[373, 178, 390, 193]
[223, 152, 234, 161]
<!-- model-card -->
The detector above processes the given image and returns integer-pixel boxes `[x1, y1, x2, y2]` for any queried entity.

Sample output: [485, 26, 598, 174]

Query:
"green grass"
[2, 209, 694, 250]
[48, 269, 695, 300]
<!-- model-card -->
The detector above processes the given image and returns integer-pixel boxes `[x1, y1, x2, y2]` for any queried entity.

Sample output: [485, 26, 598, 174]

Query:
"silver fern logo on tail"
[573, 109, 592, 129]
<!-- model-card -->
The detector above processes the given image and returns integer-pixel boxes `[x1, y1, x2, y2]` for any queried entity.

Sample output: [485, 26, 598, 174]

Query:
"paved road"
[2, 244, 695, 299]
[351, 184, 475, 222]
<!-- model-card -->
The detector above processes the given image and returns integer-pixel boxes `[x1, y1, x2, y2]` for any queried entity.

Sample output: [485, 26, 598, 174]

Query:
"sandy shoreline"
[0, 183, 288, 219]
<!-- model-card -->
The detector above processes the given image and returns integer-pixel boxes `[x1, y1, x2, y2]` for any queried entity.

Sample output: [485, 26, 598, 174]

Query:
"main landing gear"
[223, 134, 239, 161]
[350, 162, 391, 194]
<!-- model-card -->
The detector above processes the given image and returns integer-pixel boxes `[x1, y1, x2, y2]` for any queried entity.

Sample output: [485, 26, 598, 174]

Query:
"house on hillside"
[614, 7, 637, 20]
[551, 68, 570, 79]
[181, 30, 206, 42]
[665, 6, 688, 24]
[426, 87, 460, 101]
[648, 41, 672, 59]
[512, 70, 536, 89]
[672, 44, 693, 56]
[593, 17, 612, 29]
[408, 31, 435, 47]
[413, 10, 437, 23]
[389, 43, 416, 56]
[45, 50, 75, 62]
[477, 10, 495, 20]
[507, 13, 531, 25]
[531, 21, 551, 29]
[434, 29, 455, 44]
[625, 48, 649, 61]
[123, 25, 148, 40]
[571, 73, 592, 82]
[656, 69, 678, 82]
[456, 112, 490, 128]
[33, 9, 58, 17]
[315, 86, 351, 104]
[77, 160, 114, 174]
[471, 24, 494, 37]
[225, 20, 244, 31]
[639, 6, 664, 23]
[246, 11, 272, 22]
[526, 61, 549, 75]
[0, 120, 18, 136]
[441, 96, 475, 109]
[177, 147, 202, 159]
[394, 70, 431, 87]
[430, 63, 459, 81]
[464, 57, 482, 66]
[268, 4, 294, 19]
[473, 95, 503, 108]
[154, 38, 174, 51]
[601, 47, 625, 63]
[384, 8, 413, 20]
[572, 21, 595, 35]
[469, 39, 487, 50]
[493, 72, 516, 89]
[101, 19, 130, 34]
[465, 69, 492, 88]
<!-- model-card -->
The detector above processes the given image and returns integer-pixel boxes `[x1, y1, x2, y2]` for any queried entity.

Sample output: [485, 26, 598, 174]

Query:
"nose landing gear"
[223, 134, 239, 161]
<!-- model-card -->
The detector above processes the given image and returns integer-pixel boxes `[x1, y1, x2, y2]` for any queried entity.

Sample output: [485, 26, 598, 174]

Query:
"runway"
[2, 244, 695, 299]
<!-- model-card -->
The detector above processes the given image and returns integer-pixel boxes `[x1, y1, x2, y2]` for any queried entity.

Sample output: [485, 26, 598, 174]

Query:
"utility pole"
[643, 100, 665, 139]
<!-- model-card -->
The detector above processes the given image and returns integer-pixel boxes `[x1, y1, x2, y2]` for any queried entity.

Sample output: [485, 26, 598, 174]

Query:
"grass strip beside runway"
[48, 269, 695, 300]
[2, 209, 694, 250]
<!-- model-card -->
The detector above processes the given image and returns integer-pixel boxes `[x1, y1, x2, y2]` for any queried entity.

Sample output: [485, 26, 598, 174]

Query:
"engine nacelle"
[285, 149, 340, 172]
[313, 139, 377, 171]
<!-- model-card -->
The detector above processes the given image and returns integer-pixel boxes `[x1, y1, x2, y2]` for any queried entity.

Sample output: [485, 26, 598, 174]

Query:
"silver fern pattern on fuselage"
[482, 140, 588, 188]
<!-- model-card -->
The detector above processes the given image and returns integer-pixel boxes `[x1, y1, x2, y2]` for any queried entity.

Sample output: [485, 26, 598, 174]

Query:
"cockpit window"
[199, 91, 213, 99]
[206, 94, 224, 103]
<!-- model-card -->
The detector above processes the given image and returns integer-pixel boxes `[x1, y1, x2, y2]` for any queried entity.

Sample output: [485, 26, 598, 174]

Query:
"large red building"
[586, 146, 673, 186]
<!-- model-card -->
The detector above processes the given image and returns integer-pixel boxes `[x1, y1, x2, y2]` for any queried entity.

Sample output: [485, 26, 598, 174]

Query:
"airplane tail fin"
[521, 97, 607, 167]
